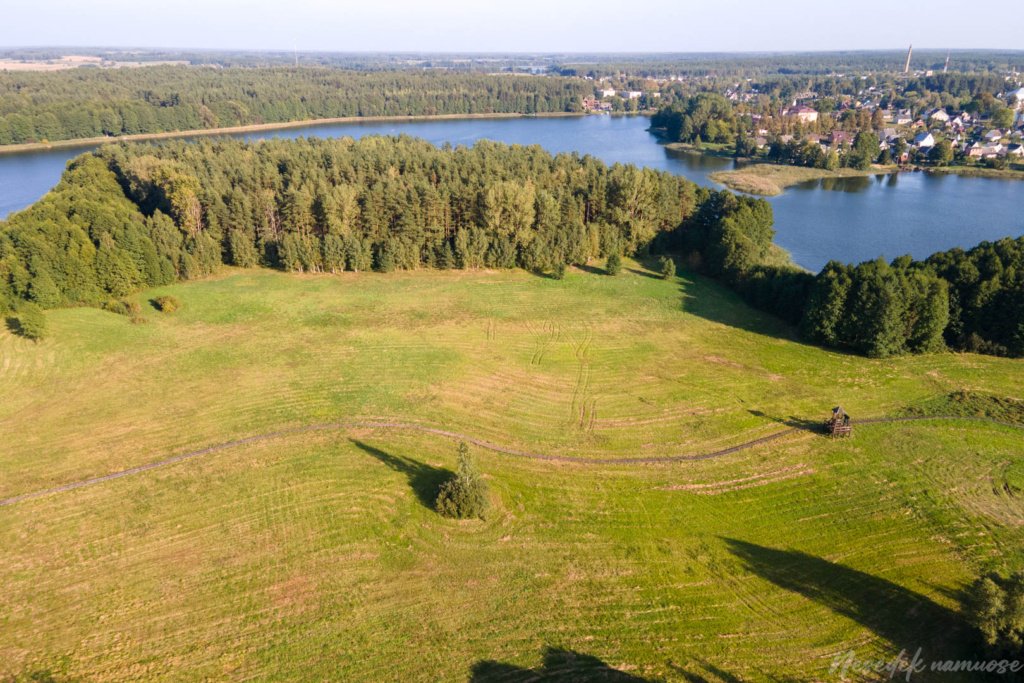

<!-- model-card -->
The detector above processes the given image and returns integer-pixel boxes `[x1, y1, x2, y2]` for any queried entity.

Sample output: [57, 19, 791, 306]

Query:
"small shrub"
[659, 256, 676, 280]
[605, 253, 622, 276]
[103, 298, 142, 318]
[552, 262, 567, 280]
[435, 442, 490, 520]
[152, 295, 181, 313]
[8, 303, 47, 341]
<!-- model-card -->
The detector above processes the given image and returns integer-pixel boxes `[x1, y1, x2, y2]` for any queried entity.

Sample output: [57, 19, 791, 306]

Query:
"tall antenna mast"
[943, 52, 950, 73]
[903, 44, 913, 74]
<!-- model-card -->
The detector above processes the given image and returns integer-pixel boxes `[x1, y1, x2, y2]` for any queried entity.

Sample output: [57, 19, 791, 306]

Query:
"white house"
[967, 142, 1006, 159]
[599, 88, 617, 99]
[913, 132, 935, 148]
[928, 109, 950, 123]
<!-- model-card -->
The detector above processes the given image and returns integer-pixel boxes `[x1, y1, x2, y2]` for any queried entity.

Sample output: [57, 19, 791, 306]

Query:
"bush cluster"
[152, 295, 180, 313]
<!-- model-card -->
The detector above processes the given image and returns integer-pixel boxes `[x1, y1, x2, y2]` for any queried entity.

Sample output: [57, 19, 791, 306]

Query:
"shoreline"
[0, 111, 600, 156]
[708, 163, 899, 196]
[926, 165, 1024, 181]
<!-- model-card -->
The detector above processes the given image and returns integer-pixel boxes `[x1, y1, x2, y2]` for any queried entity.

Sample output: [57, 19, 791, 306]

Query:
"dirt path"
[0, 415, 1019, 507]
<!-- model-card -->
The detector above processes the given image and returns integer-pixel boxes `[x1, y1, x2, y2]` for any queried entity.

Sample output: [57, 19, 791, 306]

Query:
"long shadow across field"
[747, 410, 822, 433]
[350, 439, 452, 510]
[470, 647, 651, 682]
[677, 271, 798, 340]
[667, 658, 807, 683]
[650, 254, 805, 341]
[723, 539, 975, 656]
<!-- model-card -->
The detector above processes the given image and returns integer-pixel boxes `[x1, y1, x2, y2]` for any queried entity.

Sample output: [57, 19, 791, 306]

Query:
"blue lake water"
[1, 115, 1021, 271]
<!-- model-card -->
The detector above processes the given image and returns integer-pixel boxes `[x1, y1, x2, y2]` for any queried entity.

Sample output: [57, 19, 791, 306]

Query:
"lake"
[1, 115, 1021, 272]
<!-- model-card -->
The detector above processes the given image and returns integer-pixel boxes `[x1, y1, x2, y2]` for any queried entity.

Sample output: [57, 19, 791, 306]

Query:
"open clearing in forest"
[1, 262, 1022, 681]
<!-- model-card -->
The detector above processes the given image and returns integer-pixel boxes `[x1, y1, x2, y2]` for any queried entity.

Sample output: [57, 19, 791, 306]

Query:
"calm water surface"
[1, 115, 1021, 271]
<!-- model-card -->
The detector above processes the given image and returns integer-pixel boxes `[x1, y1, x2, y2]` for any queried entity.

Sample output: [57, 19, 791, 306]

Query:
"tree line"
[1, 135, 1020, 357]
[0, 136, 696, 312]
[0, 67, 589, 145]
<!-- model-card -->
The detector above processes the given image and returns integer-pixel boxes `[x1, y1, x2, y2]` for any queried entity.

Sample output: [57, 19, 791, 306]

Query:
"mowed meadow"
[2, 261, 1023, 681]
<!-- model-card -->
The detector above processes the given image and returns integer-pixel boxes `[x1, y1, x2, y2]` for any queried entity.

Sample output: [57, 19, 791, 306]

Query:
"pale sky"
[2, 0, 1023, 53]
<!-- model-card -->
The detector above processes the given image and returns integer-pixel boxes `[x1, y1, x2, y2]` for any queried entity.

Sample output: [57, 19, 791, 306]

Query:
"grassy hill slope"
[1, 262, 1022, 681]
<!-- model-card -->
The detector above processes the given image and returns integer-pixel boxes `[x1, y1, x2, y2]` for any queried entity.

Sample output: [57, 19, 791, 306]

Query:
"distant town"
[584, 69, 1024, 171]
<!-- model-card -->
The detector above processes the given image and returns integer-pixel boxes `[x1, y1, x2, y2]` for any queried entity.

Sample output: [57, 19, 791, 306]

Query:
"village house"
[879, 128, 899, 142]
[783, 105, 818, 123]
[928, 109, 950, 124]
[894, 110, 914, 125]
[984, 129, 1005, 142]
[620, 90, 642, 100]
[598, 88, 616, 98]
[582, 97, 613, 112]
[913, 132, 936, 149]
[967, 142, 1006, 159]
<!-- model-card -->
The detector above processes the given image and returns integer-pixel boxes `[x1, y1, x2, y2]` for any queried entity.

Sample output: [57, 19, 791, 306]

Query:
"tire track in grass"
[1, 415, 1021, 507]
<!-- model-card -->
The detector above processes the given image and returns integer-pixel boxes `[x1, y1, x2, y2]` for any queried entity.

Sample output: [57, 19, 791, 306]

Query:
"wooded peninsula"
[2, 136, 1021, 357]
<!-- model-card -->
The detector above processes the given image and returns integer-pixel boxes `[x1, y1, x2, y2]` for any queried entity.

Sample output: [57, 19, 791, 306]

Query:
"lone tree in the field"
[964, 570, 1024, 656]
[435, 442, 490, 520]
[659, 256, 676, 280]
[606, 253, 622, 276]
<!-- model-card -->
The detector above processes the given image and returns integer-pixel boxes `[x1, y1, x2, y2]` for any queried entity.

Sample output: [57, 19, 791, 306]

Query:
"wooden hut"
[826, 406, 852, 438]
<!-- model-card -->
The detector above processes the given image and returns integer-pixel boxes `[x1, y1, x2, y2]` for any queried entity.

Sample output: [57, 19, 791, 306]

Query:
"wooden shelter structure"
[826, 406, 852, 438]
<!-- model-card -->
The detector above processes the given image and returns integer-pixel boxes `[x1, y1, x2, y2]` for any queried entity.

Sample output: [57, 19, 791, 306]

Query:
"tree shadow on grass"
[723, 538, 975, 657]
[575, 263, 610, 276]
[626, 267, 663, 280]
[747, 410, 823, 433]
[470, 647, 652, 682]
[350, 439, 452, 511]
[677, 271, 798, 340]
[668, 658, 800, 683]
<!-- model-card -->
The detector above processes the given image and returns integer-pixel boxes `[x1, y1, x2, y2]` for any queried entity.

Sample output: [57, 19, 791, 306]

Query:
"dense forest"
[0, 136, 1021, 357]
[7, 48, 1023, 76]
[0, 67, 589, 145]
[558, 50, 1024, 79]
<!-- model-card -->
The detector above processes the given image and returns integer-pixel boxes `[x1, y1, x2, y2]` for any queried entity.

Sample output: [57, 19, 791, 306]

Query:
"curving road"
[0, 415, 1019, 508]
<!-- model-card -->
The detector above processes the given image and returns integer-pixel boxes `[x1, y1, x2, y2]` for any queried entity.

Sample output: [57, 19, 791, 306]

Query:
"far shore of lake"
[0, 111, 598, 156]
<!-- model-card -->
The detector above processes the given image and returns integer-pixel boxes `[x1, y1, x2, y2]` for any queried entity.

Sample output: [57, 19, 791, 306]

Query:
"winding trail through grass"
[1, 415, 1020, 508]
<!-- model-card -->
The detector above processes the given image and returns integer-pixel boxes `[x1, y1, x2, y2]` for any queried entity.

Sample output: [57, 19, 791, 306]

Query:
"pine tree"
[606, 253, 622, 276]
[659, 256, 676, 280]
[435, 442, 490, 520]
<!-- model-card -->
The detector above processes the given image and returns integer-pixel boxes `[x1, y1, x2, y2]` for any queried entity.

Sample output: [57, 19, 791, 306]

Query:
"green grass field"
[2, 261, 1023, 681]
